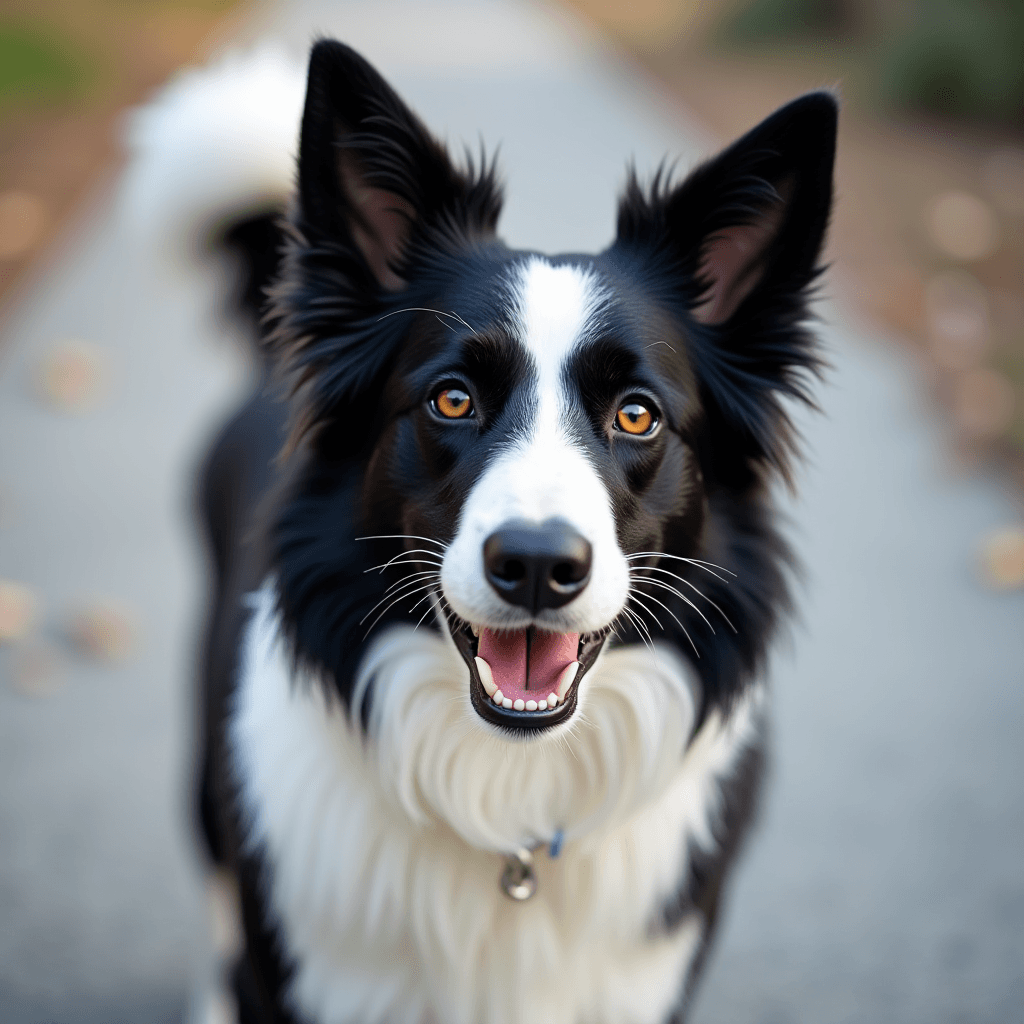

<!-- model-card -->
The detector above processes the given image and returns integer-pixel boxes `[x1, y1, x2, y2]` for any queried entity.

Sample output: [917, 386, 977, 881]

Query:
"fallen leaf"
[69, 600, 137, 663]
[926, 191, 999, 263]
[952, 368, 1016, 440]
[0, 579, 37, 644]
[38, 340, 107, 413]
[0, 191, 48, 261]
[9, 643, 66, 698]
[979, 527, 1024, 590]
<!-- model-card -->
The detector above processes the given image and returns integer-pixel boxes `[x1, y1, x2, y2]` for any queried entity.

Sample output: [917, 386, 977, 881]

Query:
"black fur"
[195, 37, 835, 1023]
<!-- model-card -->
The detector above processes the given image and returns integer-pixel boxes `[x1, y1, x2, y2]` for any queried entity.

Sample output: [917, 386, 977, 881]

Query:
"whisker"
[633, 587, 700, 657]
[362, 584, 440, 639]
[413, 601, 437, 631]
[364, 549, 445, 573]
[376, 307, 475, 332]
[630, 567, 737, 632]
[629, 563, 691, 585]
[682, 556, 738, 575]
[431, 592, 465, 637]
[383, 570, 441, 596]
[616, 607, 645, 649]
[625, 551, 735, 582]
[360, 579, 440, 626]
[634, 588, 686, 632]
[356, 534, 449, 550]
[364, 558, 444, 575]
[627, 592, 664, 632]
[406, 588, 439, 621]
[377, 548, 446, 569]
[630, 574, 717, 634]
[619, 604, 656, 654]
[445, 310, 476, 332]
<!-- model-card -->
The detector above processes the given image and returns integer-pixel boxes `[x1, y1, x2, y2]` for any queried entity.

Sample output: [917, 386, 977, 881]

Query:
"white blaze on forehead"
[508, 256, 608, 411]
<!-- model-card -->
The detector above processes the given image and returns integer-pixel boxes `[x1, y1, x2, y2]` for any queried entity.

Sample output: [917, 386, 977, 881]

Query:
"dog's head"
[268, 41, 835, 740]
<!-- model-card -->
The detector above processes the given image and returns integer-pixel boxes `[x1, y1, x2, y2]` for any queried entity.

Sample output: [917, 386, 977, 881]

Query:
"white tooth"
[493, 689, 504, 705]
[525, 700, 538, 712]
[502, 698, 513, 709]
[556, 662, 580, 701]
[471, 623, 481, 638]
[548, 692, 559, 706]
[513, 699, 525, 711]
[538, 700, 548, 711]
[475, 657, 496, 696]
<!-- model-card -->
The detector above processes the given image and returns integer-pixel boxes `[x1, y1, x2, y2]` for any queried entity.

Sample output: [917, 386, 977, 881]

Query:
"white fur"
[231, 584, 765, 1024]
[442, 257, 628, 635]
[119, 44, 305, 263]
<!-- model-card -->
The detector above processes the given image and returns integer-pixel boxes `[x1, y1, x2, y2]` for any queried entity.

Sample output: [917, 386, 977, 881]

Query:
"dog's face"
[360, 250, 706, 730]
[269, 41, 835, 739]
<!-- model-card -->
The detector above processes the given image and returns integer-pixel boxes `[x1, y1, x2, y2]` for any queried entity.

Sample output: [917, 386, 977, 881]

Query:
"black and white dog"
[191, 38, 835, 1024]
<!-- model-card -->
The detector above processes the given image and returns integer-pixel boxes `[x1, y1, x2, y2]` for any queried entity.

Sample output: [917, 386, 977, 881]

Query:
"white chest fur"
[230, 587, 763, 1024]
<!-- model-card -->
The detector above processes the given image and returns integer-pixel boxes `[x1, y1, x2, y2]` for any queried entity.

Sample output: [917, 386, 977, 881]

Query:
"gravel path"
[1, 2, 1021, 1021]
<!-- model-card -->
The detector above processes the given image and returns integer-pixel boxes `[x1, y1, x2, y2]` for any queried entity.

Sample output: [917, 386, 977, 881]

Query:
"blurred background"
[0, 1, 1022, 1022]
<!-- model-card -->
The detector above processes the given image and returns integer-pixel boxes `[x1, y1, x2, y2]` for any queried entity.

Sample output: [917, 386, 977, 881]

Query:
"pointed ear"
[686, 92, 835, 323]
[270, 40, 502, 454]
[619, 92, 837, 325]
[615, 93, 836, 481]
[297, 39, 499, 289]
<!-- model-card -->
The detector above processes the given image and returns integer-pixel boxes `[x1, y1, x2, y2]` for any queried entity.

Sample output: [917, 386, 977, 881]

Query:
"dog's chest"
[230, 602, 757, 1024]
[271, 812, 704, 1024]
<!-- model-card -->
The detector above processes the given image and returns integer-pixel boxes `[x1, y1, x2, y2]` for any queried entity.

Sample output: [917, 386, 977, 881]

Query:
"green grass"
[876, 2, 1024, 126]
[721, 0, 858, 44]
[0, 20, 96, 112]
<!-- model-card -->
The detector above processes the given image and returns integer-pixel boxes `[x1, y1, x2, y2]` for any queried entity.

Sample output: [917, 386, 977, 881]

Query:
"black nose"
[483, 518, 592, 613]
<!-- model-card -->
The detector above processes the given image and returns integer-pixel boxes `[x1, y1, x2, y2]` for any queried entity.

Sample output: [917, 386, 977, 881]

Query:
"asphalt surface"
[1, 2, 1021, 1022]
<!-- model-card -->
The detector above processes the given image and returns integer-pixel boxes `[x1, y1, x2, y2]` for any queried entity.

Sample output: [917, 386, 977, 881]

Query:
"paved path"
[1, 2, 1021, 1022]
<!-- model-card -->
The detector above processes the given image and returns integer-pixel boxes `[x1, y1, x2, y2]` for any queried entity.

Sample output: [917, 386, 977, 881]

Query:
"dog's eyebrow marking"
[377, 307, 476, 333]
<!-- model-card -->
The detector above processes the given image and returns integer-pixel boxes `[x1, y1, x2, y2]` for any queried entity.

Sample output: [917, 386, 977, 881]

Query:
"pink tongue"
[478, 628, 579, 702]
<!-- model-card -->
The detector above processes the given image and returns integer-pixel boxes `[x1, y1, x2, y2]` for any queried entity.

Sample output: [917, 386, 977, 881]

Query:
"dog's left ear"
[616, 91, 837, 478]
[621, 91, 836, 324]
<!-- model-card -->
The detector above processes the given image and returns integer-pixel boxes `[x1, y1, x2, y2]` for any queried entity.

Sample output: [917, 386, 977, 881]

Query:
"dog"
[188, 38, 836, 1024]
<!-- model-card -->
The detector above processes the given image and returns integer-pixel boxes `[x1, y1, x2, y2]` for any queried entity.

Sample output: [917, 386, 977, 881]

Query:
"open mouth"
[450, 618, 607, 730]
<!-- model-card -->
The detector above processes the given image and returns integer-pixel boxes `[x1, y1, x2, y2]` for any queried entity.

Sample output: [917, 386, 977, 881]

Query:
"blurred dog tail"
[122, 48, 307, 871]
[120, 43, 306, 342]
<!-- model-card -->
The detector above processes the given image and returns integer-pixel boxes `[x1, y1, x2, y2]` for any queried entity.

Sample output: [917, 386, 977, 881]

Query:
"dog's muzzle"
[450, 517, 606, 732]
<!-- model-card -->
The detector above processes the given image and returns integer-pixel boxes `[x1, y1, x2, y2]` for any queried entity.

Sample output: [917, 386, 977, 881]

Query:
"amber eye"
[615, 400, 657, 436]
[434, 387, 473, 419]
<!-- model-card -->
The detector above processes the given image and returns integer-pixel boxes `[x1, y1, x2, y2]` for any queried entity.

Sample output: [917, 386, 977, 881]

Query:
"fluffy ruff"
[231, 585, 765, 1024]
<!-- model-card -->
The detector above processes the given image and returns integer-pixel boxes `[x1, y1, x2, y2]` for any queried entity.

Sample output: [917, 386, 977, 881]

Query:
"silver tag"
[500, 847, 537, 901]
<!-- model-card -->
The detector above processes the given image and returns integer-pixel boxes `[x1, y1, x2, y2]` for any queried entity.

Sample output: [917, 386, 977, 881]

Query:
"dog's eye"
[615, 400, 657, 436]
[434, 387, 474, 419]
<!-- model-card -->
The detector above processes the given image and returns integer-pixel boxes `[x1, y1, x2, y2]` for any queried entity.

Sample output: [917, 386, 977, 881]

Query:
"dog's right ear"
[297, 39, 499, 290]
[271, 40, 502, 451]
